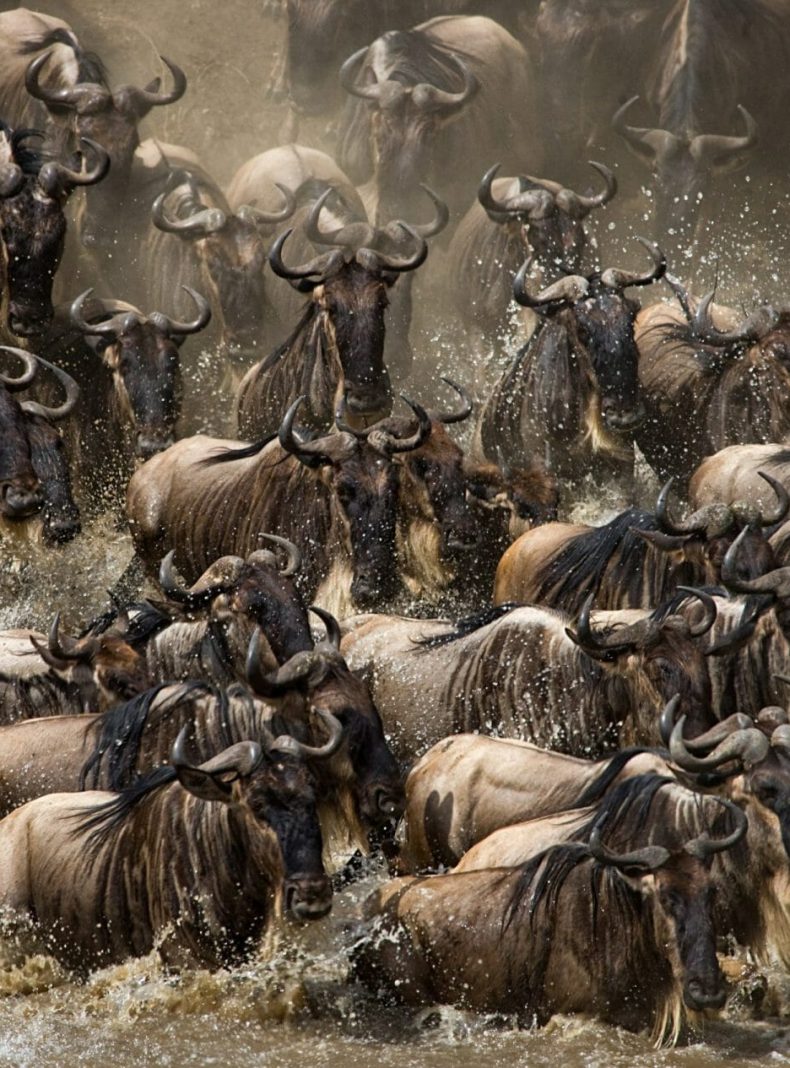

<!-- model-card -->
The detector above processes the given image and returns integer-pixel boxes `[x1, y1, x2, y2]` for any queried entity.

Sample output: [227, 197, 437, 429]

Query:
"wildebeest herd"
[2, 0, 790, 1051]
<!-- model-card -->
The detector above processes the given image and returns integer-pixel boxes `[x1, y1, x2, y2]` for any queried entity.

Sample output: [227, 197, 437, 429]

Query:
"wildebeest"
[534, 0, 671, 181]
[0, 611, 149, 724]
[236, 192, 431, 437]
[1, 13, 186, 248]
[493, 476, 786, 611]
[0, 122, 107, 337]
[445, 160, 617, 341]
[145, 169, 294, 360]
[611, 0, 790, 241]
[0, 726, 333, 973]
[340, 589, 717, 761]
[636, 283, 790, 483]
[274, 0, 531, 122]
[127, 395, 432, 617]
[400, 734, 669, 871]
[46, 285, 211, 503]
[473, 240, 665, 489]
[354, 788, 745, 1041]
[690, 448, 790, 565]
[0, 346, 81, 545]
[337, 16, 541, 224]
[0, 655, 400, 866]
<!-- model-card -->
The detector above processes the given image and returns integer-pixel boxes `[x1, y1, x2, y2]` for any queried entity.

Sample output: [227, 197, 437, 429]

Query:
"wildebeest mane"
[573, 747, 669, 809]
[73, 763, 179, 859]
[17, 29, 108, 87]
[574, 772, 675, 846]
[79, 680, 214, 791]
[375, 30, 474, 91]
[537, 508, 658, 608]
[200, 431, 279, 466]
[415, 603, 526, 648]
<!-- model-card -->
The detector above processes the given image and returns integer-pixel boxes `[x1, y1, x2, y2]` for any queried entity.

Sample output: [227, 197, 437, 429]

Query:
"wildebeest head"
[171, 723, 333, 921]
[70, 285, 211, 460]
[635, 474, 784, 583]
[612, 96, 757, 239]
[477, 161, 617, 275]
[340, 378, 480, 556]
[247, 607, 404, 831]
[278, 395, 430, 607]
[31, 611, 151, 707]
[657, 278, 790, 447]
[340, 32, 478, 220]
[153, 172, 295, 351]
[566, 588, 717, 739]
[663, 698, 790, 876]
[0, 126, 108, 336]
[718, 527, 790, 639]
[26, 51, 186, 249]
[269, 193, 431, 426]
[0, 347, 79, 533]
[159, 536, 313, 668]
[514, 238, 666, 435]
[588, 789, 746, 1012]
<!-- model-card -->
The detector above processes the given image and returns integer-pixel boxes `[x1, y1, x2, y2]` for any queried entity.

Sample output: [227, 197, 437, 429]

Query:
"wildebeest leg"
[109, 553, 146, 605]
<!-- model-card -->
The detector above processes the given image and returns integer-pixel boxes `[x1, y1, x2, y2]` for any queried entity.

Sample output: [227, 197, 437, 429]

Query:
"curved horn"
[756, 471, 790, 527]
[589, 825, 670, 872]
[0, 347, 38, 391]
[674, 586, 717, 637]
[655, 478, 706, 536]
[18, 356, 79, 422]
[69, 289, 130, 338]
[664, 273, 694, 323]
[721, 528, 790, 598]
[670, 713, 769, 771]
[412, 61, 478, 114]
[372, 395, 432, 454]
[568, 160, 618, 214]
[236, 183, 295, 225]
[409, 184, 449, 238]
[257, 533, 301, 577]
[159, 550, 198, 605]
[309, 605, 341, 651]
[692, 289, 763, 346]
[601, 237, 666, 290]
[659, 694, 682, 747]
[305, 188, 376, 250]
[246, 628, 329, 697]
[339, 46, 379, 101]
[47, 611, 94, 662]
[361, 222, 428, 274]
[279, 395, 336, 466]
[24, 51, 109, 112]
[565, 592, 656, 659]
[707, 597, 765, 657]
[611, 95, 681, 161]
[684, 797, 749, 860]
[477, 163, 545, 222]
[171, 724, 262, 778]
[513, 257, 589, 308]
[268, 227, 343, 291]
[128, 56, 187, 109]
[150, 285, 211, 336]
[265, 708, 344, 761]
[38, 137, 110, 197]
[690, 105, 758, 167]
[435, 377, 472, 424]
[152, 188, 226, 237]
[661, 695, 754, 751]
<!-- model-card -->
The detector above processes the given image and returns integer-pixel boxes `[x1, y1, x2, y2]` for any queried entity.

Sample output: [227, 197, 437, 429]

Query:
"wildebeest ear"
[175, 765, 235, 804]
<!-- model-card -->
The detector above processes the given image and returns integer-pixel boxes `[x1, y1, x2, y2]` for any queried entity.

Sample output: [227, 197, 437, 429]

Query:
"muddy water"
[1, 0, 789, 1063]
